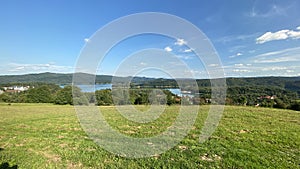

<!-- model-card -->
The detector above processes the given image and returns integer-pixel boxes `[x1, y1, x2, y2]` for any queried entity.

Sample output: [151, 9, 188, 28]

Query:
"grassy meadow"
[0, 103, 299, 168]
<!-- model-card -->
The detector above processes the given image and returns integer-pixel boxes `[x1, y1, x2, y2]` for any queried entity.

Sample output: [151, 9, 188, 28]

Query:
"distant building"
[2, 86, 30, 93]
[13, 86, 30, 91]
[3, 87, 13, 90]
[5, 89, 20, 93]
[258, 95, 277, 100]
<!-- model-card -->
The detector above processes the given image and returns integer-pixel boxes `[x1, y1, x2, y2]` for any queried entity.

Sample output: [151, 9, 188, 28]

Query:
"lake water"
[70, 84, 182, 96]
[77, 84, 112, 92]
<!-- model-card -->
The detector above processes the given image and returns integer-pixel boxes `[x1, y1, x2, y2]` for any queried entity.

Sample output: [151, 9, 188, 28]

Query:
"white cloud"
[208, 64, 219, 67]
[253, 47, 300, 63]
[262, 67, 287, 71]
[255, 50, 284, 57]
[216, 33, 259, 43]
[254, 57, 297, 63]
[164, 46, 172, 52]
[256, 30, 289, 44]
[229, 52, 243, 58]
[256, 27, 300, 44]
[187, 69, 209, 78]
[174, 38, 187, 46]
[223, 61, 300, 77]
[140, 62, 147, 66]
[228, 45, 246, 53]
[84, 38, 90, 42]
[287, 30, 300, 39]
[233, 69, 251, 73]
[176, 55, 193, 60]
[297, 26, 300, 30]
[234, 64, 244, 67]
[248, 4, 287, 18]
[183, 48, 193, 53]
[15, 66, 25, 70]
[8, 63, 73, 74]
[222, 46, 300, 77]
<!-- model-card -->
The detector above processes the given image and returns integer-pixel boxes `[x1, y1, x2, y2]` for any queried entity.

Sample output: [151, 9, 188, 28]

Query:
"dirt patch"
[123, 130, 135, 134]
[238, 129, 250, 134]
[178, 145, 188, 151]
[58, 135, 65, 139]
[28, 148, 61, 163]
[59, 143, 68, 148]
[200, 154, 222, 162]
[67, 161, 83, 169]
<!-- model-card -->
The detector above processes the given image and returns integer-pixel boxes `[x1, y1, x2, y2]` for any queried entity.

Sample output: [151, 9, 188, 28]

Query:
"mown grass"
[0, 103, 299, 168]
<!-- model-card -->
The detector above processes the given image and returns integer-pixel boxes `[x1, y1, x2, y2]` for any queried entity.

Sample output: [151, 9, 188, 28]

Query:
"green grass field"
[0, 104, 299, 168]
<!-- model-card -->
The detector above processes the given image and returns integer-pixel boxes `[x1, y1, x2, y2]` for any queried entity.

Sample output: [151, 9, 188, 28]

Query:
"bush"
[54, 86, 83, 105]
[273, 98, 287, 109]
[289, 101, 300, 111]
[95, 89, 113, 106]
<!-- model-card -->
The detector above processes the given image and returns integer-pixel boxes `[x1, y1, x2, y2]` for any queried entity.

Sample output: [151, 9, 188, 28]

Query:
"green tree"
[133, 91, 149, 105]
[289, 101, 300, 111]
[73, 95, 89, 105]
[239, 96, 247, 106]
[95, 89, 113, 106]
[113, 89, 131, 105]
[164, 90, 175, 105]
[85, 92, 96, 104]
[25, 85, 52, 103]
[0, 93, 12, 103]
[273, 98, 287, 109]
[72, 86, 88, 105]
[54, 86, 73, 105]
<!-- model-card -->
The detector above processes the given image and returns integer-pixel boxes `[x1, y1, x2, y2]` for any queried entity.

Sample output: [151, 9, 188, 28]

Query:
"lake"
[69, 84, 182, 96]
[77, 84, 112, 92]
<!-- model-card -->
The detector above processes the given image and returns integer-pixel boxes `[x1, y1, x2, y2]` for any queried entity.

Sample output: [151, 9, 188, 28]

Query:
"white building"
[13, 86, 30, 91]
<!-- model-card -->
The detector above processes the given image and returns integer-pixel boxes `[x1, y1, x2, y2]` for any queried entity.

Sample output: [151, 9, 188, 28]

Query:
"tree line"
[0, 84, 180, 106]
[0, 84, 72, 104]
[0, 83, 299, 111]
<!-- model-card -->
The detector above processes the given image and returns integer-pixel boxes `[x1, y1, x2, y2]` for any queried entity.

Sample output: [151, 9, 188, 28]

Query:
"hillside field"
[0, 104, 299, 168]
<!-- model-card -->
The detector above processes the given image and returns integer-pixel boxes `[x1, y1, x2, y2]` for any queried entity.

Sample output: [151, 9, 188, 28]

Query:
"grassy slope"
[0, 104, 299, 168]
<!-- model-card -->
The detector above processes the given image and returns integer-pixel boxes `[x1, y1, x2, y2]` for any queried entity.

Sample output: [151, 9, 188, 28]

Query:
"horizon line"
[0, 71, 299, 80]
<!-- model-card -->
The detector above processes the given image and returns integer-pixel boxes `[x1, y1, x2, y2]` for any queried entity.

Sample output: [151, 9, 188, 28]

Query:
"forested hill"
[0, 72, 73, 85]
[0, 72, 299, 95]
[0, 72, 114, 85]
[0, 72, 155, 85]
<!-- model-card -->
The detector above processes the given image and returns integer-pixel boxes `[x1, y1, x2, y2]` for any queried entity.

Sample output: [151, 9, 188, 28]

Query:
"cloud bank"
[5, 63, 74, 74]
[256, 26, 300, 44]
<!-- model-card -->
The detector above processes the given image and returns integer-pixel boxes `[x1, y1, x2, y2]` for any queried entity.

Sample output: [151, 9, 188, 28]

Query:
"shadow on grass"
[0, 163, 18, 169]
[0, 148, 18, 169]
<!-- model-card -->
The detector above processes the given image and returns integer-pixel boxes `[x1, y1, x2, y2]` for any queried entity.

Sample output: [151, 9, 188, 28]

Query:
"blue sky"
[0, 0, 300, 78]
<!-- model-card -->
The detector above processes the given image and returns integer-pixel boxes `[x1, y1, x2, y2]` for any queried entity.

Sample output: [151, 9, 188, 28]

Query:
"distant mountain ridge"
[0, 72, 111, 85]
[0, 72, 156, 85]
[0, 72, 299, 96]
